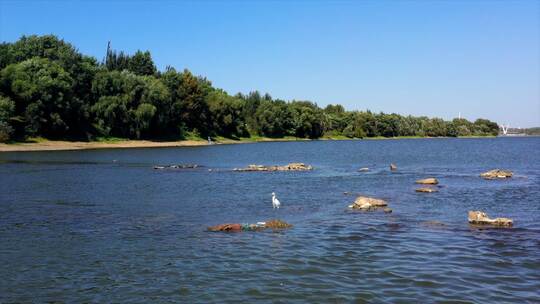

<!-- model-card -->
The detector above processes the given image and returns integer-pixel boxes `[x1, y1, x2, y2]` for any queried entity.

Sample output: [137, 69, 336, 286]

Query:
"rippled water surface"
[1, 137, 539, 303]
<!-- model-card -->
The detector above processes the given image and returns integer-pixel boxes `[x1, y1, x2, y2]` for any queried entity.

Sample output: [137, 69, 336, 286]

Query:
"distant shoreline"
[0, 135, 518, 152]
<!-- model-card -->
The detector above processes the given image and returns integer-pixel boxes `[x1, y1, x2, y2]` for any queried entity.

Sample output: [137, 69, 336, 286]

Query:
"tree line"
[0, 35, 500, 143]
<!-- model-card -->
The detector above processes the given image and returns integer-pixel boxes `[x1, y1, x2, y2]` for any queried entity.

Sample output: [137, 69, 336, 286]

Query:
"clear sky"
[1, 0, 539, 127]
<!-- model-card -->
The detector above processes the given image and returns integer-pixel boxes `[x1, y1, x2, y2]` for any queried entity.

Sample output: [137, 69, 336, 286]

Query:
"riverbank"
[0, 135, 500, 152]
[0, 136, 311, 152]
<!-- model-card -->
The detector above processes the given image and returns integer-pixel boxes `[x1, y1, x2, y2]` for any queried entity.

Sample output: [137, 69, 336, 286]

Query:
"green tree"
[254, 100, 294, 137]
[0, 58, 74, 138]
[0, 95, 15, 142]
[206, 89, 248, 138]
[128, 50, 157, 76]
[290, 101, 325, 138]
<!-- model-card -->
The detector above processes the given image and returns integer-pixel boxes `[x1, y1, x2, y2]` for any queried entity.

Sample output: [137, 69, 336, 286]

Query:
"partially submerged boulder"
[480, 169, 513, 180]
[468, 211, 513, 227]
[390, 163, 397, 171]
[207, 223, 243, 232]
[416, 178, 439, 185]
[207, 219, 292, 232]
[415, 187, 438, 193]
[383, 207, 393, 213]
[348, 196, 388, 210]
[234, 163, 313, 172]
[265, 219, 293, 229]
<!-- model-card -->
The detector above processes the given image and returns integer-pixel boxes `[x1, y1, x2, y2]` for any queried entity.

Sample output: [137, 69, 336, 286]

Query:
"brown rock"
[207, 223, 242, 232]
[390, 163, 397, 171]
[349, 196, 388, 210]
[207, 219, 292, 232]
[468, 211, 513, 227]
[415, 187, 438, 193]
[416, 178, 439, 185]
[264, 219, 293, 229]
[480, 169, 513, 180]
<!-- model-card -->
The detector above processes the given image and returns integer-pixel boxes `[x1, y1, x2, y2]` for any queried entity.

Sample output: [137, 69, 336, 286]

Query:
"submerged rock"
[358, 167, 370, 172]
[468, 211, 513, 227]
[390, 163, 397, 171]
[349, 196, 388, 210]
[234, 163, 313, 172]
[383, 207, 393, 213]
[421, 221, 446, 228]
[416, 178, 439, 185]
[207, 219, 292, 232]
[415, 187, 438, 193]
[480, 169, 513, 180]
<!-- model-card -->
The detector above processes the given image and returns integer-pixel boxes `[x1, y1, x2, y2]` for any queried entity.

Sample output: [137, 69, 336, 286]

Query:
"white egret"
[271, 192, 281, 209]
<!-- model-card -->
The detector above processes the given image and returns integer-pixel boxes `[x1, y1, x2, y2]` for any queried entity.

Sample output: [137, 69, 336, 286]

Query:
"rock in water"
[383, 207, 393, 213]
[234, 163, 313, 172]
[207, 223, 243, 232]
[480, 169, 513, 180]
[207, 220, 292, 232]
[422, 221, 446, 228]
[154, 164, 200, 170]
[390, 163, 397, 171]
[358, 167, 370, 172]
[416, 178, 439, 185]
[265, 219, 293, 229]
[415, 187, 438, 193]
[349, 196, 388, 210]
[284, 163, 311, 170]
[468, 211, 513, 227]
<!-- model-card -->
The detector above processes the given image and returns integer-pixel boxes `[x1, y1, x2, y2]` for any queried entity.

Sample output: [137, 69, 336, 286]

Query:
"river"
[1, 137, 539, 302]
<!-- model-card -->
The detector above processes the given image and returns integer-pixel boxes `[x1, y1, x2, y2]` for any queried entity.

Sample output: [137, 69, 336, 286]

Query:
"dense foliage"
[524, 128, 540, 136]
[0, 35, 501, 142]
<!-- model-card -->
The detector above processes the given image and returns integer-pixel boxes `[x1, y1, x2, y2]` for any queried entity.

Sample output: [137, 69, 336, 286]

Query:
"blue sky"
[1, 0, 539, 127]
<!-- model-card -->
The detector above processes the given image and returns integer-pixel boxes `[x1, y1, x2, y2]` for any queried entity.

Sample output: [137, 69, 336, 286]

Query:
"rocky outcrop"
[390, 163, 397, 171]
[480, 169, 513, 180]
[468, 211, 513, 227]
[415, 187, 438, 193]
[416, 178, 439, 185]
[154, 164, 200, 170]
[234, 163, 313, 172]
[348, 196, 388, 210]
[207, 219, 292, 232]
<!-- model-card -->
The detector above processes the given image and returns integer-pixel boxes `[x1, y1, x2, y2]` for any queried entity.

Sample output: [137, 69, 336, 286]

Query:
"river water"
[1, 137, 539, 303]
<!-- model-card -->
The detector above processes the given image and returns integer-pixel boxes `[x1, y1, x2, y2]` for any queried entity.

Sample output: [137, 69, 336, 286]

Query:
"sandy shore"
[0, 136, 499, 152]
[0, 140, 212, 152]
